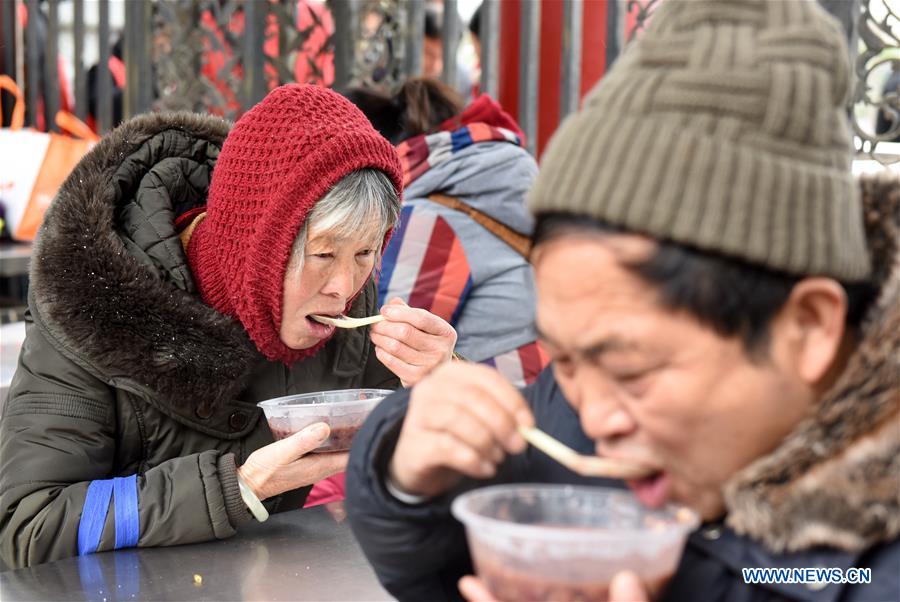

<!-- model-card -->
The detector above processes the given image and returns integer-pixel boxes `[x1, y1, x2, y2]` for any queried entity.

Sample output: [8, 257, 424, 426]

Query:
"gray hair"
[288, 169, 401, 272]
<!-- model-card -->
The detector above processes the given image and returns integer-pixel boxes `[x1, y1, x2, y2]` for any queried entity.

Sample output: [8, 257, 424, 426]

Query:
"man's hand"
[609, 572, 650, 601]
[370, 297, 457, 386]
[458, 576, 499, 602]
[388, 362, 534, 499]
[238, 423, 348, 501]
[459, 572, 649, 602]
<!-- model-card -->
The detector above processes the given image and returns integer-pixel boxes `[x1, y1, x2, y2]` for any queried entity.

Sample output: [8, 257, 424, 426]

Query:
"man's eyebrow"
[581, 336, 639, 357]
[536, 325, 639, 357]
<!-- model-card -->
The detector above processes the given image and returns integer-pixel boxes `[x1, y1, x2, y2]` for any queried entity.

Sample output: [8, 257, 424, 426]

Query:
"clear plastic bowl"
[452, 484, 699, 602]
[257, 389, 393, 452]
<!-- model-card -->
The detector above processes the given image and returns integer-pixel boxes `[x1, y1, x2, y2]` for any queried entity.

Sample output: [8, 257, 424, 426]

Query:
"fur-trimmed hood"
[725, 172, 900, 553]
[29, 112, 263, 410]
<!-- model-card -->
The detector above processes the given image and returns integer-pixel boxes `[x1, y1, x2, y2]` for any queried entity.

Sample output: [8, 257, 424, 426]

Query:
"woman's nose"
[321, 265, 356, 299]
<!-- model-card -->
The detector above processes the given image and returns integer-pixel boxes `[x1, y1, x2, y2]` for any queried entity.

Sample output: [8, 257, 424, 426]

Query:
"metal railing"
[0, 0, 895, 161]
[1, 0, 585, 146]
[626, 0, 898, 165]
[852, 0, 900, 162]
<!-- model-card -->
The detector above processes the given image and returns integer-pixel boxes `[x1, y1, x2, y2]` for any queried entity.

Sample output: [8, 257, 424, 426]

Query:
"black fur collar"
[29, 112, 261, 410]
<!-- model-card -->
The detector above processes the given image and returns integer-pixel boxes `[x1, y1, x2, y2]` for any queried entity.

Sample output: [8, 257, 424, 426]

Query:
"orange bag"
[0, 75, 99, 240]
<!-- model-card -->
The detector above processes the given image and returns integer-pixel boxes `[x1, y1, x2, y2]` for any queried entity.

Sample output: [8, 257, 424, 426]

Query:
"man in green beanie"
[344, 0, 900, 600]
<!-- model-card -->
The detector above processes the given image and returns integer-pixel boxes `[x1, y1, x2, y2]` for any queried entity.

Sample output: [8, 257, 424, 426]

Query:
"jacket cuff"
[384, 471, 430, 505]
[370, 407, 456, 518]
[218, 453, 253, 526]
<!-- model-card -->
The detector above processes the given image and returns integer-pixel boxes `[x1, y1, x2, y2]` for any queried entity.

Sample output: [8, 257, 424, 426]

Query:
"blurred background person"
[86, 36, 125, 131]
[347, 79, 549, 387]
[467, 3, 482, 95]
[7, 0, 73, 130]
[422, 5, 475, 104]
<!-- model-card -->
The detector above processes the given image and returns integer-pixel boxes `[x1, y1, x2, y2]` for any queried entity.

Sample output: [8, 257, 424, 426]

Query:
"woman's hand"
[458, 572, 649, 602]
[237, 423, 348, 501]
[370, 297, 457, 386]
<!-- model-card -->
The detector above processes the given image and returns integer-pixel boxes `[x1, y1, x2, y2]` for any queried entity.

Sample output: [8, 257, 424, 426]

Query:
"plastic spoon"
[517, 425, 655, 479]
[310, 314, 386, 328]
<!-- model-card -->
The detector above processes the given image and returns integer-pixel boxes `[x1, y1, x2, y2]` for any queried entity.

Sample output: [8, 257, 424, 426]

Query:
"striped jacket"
[379, 121, 549, 386]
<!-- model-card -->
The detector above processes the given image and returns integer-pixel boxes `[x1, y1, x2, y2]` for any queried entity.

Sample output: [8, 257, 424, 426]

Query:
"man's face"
[279, 222, 381, 350]
[532, 233, 816, 521]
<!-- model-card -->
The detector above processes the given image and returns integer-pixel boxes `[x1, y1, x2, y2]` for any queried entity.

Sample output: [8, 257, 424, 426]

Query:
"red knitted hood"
[188, 84, 403, 364]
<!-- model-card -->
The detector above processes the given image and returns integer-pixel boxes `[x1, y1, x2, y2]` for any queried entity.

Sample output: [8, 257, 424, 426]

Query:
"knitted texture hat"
[528, 0, 871, 281]
[188, 84, 402, 364]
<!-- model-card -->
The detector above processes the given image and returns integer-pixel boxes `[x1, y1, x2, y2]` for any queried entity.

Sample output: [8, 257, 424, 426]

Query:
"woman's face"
[279, 221, 383, 350]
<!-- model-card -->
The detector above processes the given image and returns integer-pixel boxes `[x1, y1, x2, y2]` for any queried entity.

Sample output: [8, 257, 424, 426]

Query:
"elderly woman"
[0, 84, 456, 568]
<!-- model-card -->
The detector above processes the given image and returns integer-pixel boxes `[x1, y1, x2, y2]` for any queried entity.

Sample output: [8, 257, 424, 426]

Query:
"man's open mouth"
[626, 470, 670, 509]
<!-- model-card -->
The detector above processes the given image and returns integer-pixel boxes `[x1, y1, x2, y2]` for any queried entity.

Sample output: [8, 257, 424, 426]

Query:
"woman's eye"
[356, 249, 374, 258]
[313, 253, 333, 259]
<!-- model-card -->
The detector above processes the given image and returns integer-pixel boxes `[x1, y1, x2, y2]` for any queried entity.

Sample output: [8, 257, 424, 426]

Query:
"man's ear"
[768, 278, 848, 385]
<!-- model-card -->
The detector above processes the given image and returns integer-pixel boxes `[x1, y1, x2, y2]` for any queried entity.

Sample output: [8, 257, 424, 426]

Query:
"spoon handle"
[310, 314, 386, 328]
[517, 425, 580, 465]
[517, 425, 653, 479]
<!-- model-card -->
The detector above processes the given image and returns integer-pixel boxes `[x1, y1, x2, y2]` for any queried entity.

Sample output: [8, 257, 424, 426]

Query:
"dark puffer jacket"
[0, 112, 398, 569]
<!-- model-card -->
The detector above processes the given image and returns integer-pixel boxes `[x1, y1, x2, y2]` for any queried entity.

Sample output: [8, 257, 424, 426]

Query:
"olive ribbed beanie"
[529, 0, 871, 281]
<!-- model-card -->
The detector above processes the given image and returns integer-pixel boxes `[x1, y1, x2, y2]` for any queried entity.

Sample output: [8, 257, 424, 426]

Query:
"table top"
[0, 243, 31, 277]
[0, 503, 393, 601]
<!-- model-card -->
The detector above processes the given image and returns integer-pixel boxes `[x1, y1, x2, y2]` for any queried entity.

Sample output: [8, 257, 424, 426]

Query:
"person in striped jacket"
[346, 79, 549, 387]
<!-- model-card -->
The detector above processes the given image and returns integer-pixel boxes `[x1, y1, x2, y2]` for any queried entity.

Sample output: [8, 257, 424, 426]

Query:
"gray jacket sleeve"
[0, 319, 244, 569]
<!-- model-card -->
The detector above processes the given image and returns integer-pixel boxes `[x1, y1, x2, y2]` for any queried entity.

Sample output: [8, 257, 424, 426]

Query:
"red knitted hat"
[187, 84, 403, 364]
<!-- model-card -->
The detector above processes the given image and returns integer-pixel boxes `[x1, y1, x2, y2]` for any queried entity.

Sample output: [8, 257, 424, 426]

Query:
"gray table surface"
[0, 504, 394, 601]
